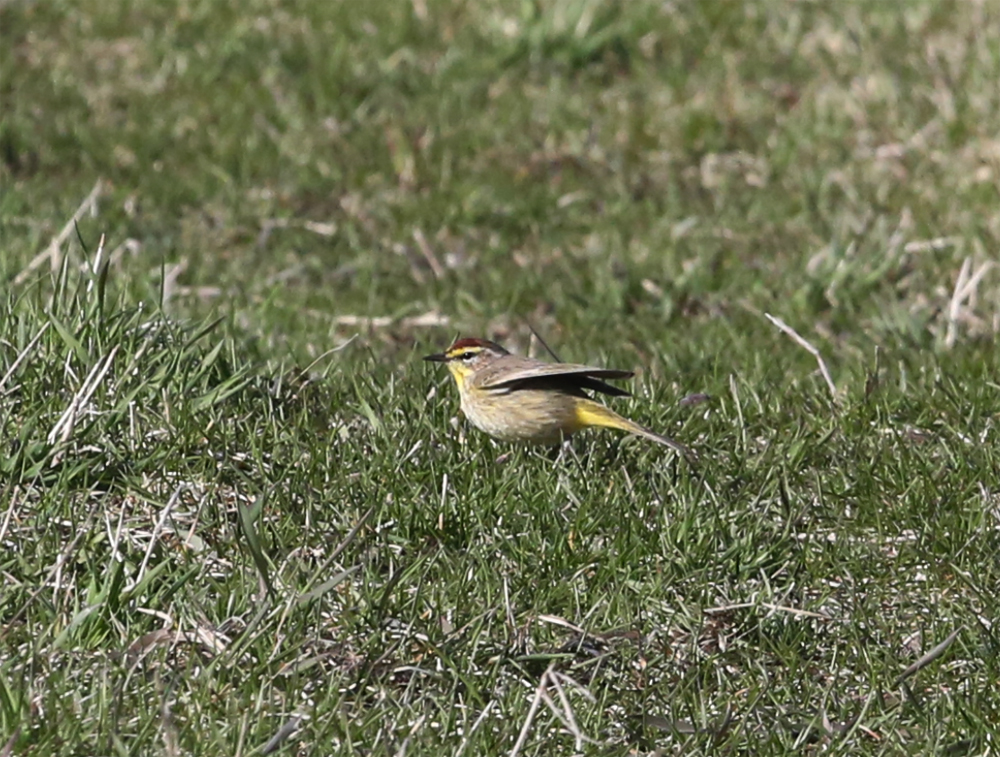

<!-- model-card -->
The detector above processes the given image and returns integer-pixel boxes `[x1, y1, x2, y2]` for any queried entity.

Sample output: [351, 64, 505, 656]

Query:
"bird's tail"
[574, 399, 697, 463]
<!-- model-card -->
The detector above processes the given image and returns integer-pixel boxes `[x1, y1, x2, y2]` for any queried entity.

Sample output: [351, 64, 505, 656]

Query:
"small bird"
[424, 337, 695, 461]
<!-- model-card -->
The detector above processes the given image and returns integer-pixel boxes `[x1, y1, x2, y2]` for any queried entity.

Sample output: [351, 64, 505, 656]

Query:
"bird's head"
[423, 337, 509, 389]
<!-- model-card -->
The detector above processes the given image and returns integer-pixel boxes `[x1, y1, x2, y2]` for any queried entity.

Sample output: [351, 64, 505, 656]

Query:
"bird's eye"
[460, 352, 476, 361]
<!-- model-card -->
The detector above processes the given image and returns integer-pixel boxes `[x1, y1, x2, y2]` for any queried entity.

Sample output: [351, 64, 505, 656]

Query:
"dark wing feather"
[573, 375, 632, 397]
[483, 364, 634, 397]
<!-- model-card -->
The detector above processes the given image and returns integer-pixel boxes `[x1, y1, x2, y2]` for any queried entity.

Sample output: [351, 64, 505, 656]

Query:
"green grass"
[3, 0, 1000, 754]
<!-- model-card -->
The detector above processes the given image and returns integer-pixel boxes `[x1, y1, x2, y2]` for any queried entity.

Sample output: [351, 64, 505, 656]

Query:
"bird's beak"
[423, 352, 448, 363]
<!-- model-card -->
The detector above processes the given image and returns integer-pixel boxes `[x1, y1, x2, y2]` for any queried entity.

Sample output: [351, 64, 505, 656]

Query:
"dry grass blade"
[1, 728, 21, 757]
[945, 258, 972, 349]
[413, 228, 444, 279]
[300, 334, 359, 375]
[159, 684, 180, 757]
[503, 576, 516, 637]
[0, 484, 20, 545]
[126, 621, 232, 667]
[126, 628, 178, 666]
[261, 714, 304, 755]
[160, 259, 188, 305]
[762, 603, 832, 620]
[508, 664, 597, 756]
[13, 179, 104, 285]
[895, 626, 964, 685]
[47, 344, 120, 449]
[537, 687, 581, 749]
[704, 602, 835, 620]
[393, 714, 427, 757]
[454, 701, 497, 757]
[133, 485, 188, 590]
[0, 323, 50, 394]
[536, 614, 586, 634]
[261, 217, 337, 237]
[764, 313, 837, 400]
[508, 663, 552, 757]
[333, 311, 449, 329]
[946, 258, 993, 348]
[546, 670, 598, 750]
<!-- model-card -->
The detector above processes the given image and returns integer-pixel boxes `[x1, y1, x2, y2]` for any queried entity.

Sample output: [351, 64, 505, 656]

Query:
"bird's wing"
[480, 363, 634, 396]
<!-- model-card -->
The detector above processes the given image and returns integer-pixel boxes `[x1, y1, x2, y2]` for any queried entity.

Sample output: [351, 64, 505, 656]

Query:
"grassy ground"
[3, 0, 1000, 754]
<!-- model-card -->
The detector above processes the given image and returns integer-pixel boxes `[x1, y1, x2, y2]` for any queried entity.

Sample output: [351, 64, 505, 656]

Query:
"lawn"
[2, 1, 999, 754]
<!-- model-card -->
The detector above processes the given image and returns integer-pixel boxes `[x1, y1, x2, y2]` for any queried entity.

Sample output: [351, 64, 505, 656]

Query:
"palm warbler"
[424, 337, 694, 461]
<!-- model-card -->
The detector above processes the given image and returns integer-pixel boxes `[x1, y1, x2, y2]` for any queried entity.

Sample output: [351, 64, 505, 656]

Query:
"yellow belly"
[460, 388, 585, 446]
